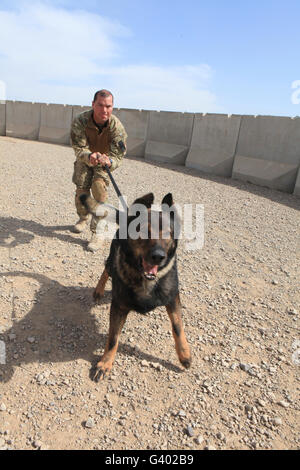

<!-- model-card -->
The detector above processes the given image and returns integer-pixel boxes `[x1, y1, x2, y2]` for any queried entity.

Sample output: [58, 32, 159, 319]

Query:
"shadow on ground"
[0, 217, 86, 249]
[0, 271, 182, 383]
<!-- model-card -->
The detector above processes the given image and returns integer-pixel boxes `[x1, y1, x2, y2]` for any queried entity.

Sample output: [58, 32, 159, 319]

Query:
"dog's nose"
[151, 247, 166, 264]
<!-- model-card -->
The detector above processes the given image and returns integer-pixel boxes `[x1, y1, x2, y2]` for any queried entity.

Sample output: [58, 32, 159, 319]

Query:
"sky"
[0, 0, 299, 116]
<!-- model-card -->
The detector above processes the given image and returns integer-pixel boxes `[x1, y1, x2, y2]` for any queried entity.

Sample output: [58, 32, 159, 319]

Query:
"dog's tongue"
[142, 259, 158, 276]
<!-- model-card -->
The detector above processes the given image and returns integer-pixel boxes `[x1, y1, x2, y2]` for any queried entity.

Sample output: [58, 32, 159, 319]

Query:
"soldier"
[71, 89, 127, 252]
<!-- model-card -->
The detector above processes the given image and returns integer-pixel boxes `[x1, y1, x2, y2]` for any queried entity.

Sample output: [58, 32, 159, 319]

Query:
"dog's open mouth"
[142, 258, 159, 280]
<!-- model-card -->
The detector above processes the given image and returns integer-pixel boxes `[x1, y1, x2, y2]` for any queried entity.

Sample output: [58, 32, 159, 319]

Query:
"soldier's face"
[92, 95, 113, 124]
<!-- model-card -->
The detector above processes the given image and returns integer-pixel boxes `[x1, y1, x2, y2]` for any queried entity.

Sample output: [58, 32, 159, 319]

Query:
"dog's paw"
[180, 357, 192, 369]
[179, 353, 191, 369]
[93, 289, 104, 302]
[91, 361, 112, 382]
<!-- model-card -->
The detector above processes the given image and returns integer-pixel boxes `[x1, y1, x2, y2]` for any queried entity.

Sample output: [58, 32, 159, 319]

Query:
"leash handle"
[104, 164, 128, 212]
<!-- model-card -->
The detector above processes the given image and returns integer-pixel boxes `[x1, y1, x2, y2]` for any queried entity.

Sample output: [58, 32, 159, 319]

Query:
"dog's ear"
[161, 193, 181, 239]
[161, 193, 174, 208]
[133, 193, 154, 208]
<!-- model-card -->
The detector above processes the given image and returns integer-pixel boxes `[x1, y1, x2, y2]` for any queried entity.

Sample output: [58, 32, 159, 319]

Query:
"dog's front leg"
[166, 294, 191, 369]
[92, 302, 129, 382]
[93, 268, 109, 301]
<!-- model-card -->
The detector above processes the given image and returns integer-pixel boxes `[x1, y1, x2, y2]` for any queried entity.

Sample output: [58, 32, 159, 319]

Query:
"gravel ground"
[0, 135, 299, 451]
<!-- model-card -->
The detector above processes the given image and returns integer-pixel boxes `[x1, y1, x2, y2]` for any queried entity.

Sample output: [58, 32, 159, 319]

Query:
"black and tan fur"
[80, 192, 191, 381]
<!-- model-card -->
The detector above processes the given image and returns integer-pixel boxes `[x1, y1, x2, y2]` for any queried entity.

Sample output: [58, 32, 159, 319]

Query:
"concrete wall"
[293, 168, 300, 196]
[114, 108, 149, 158]
[186, 113, 241, 177]
[0, 100, 299, 196]
[145, 111, 194, 165]
[0, 102, 5, 136]
[39, 103, 73, 145]
[232, 115, 300, 193]
[6, 101, 41, 140]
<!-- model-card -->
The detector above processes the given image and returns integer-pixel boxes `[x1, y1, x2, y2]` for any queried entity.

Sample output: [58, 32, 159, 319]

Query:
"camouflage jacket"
[70, 109, 127, 180]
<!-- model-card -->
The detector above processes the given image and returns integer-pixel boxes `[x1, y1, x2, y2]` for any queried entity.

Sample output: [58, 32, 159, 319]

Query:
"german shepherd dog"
[80, 192, 191, 382]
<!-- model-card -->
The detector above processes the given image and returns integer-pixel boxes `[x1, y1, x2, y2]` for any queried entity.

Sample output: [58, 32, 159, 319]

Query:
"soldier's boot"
[87, 216, 107, 252]
[87, 232, 103, 252]
[73, 216, 89, 233]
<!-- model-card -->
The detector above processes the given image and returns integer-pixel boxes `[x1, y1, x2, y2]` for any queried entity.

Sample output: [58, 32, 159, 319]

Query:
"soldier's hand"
[97, 154, 111, 168]
[89, 152, 101, 166]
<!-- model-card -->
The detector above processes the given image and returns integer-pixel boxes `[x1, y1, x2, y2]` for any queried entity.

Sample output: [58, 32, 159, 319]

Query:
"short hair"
[93, 89, 114, 103]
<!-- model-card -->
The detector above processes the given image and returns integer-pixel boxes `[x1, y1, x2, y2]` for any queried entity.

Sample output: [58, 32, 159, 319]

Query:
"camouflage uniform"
[71, 109, 127, 232]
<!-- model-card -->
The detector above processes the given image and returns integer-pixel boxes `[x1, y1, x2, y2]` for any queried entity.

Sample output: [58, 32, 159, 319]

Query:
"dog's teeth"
[144, 272, 156, 280]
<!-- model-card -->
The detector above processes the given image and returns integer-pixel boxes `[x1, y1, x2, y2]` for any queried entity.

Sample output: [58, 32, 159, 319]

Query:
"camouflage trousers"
[72, 160, 108, 233]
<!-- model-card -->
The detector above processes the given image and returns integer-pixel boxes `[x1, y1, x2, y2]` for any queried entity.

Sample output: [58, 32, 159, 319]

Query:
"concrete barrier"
[6, 101, 41, 140]
[0, 101, 5, 136]
[185, 113, 241, 176]
[113, 108, 149, 158]
[39, 103, 73, 145]
[293, 169, 300, 196]
[232, 115, 300, 192]
[145, 111, 194, 165]
[1, 98, 300, 197]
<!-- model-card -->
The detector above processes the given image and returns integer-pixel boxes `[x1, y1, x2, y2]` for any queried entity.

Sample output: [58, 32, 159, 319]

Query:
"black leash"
[104, 164, 128, 212]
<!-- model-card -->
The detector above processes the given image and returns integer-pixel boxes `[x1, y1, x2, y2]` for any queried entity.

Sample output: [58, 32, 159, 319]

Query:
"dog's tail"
[79, 194, 120, 224]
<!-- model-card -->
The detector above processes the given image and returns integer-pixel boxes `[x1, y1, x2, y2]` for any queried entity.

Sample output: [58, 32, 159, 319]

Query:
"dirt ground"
[0, 136, 299, 450]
